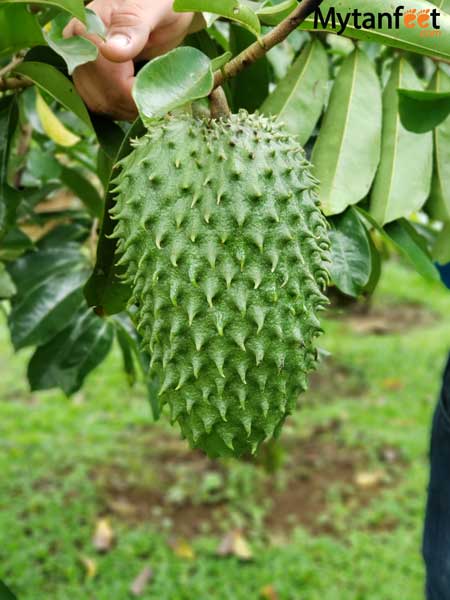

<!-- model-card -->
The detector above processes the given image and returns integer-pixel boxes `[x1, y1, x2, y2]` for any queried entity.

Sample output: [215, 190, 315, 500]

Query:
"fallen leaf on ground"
[382, 378, 404, 391]
[170, 539, 195, 560]
[355, 470, 385, 488]
[260, 584, 278, 599]
[79, 555, 98, 580]
[106, 497, 138, 518]
[217, 530, 253, 560]
[93, 518, 115, 553]
[130, 565, 153, 596]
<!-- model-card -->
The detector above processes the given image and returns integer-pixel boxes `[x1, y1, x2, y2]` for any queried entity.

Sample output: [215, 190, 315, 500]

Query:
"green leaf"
[0, 5, 44, 55]
[116, 322, 137, 386]
[432, 222, 450, 263]
[370, 58, 433, 225]
[0, 96, 19, 239]
[427, 67, 450, 220]
[84, 119, 145, 315]
[299, 0, 450, 61]
[0, 263, 16, 299]
[133, 47, 213, 123]
[365, 231, 382, 294]
[258, 0, 295, 25]
[28, 307, 114, 395]
[8, 244, 89, 349]
[211, 51, 233, 71]
[113, 314, 160, 420]
[229, 24, 269, 111]
[174, 0, 261, 37]
[2, 0, 85, 21]
[60, 166, 103, 219]
[261, 39, 328, 145]
[0, 227, 33, 261]
[312, 49, 382, 216]
[13, 62, 92, 128]
[384, 219, 440, 281]
[398, 88, 450, 133]
[43, 12, 98, 75]
[0, 581, 17, 600]
[328, 207, 372, 297]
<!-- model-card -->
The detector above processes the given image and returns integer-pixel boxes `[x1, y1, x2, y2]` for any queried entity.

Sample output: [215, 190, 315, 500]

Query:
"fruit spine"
[111, 111, 329, 457]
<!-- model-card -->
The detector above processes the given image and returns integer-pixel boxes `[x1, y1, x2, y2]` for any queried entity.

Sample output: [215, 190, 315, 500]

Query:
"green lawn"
[1, 261, 449, 600]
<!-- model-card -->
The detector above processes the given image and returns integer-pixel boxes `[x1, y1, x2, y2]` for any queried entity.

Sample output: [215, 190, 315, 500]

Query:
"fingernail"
[107, 33, 131, 47]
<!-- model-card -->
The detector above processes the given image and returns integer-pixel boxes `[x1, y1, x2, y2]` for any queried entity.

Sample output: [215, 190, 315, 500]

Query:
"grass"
[1, 260, 450, 600]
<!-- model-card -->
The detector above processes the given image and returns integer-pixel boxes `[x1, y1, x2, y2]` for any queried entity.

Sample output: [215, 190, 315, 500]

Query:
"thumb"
[101, 4, 153, 62]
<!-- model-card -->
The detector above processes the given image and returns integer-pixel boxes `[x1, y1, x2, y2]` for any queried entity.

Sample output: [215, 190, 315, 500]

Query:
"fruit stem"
[209, 86, 231, 119]
[213, 0, 323, 89]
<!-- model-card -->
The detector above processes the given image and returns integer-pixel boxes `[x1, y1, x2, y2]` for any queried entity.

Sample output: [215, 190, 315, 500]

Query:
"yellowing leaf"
[79, 555, 98, 580]
[130, 565, 153, 596]
[217, 530, 253, 560]
[355, 470, 385, 488]
[36, 92, 80, 147]
[260, 584, 279, 600]
[92, 518, 115, 553]
[171, 539, 195, 560]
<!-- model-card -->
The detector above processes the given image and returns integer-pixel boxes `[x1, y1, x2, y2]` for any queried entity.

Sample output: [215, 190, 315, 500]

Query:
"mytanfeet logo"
[314, 5, 442, 37]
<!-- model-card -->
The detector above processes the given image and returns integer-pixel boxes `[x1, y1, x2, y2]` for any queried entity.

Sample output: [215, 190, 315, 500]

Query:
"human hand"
[64, 0, 198, 120]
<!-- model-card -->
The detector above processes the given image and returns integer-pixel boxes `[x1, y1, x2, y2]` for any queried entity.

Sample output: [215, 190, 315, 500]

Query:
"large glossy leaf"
[28, 307, 114, 395]
[261, 39, 328, 145]
[13, 62, 92, 128]
[328, 207, 371, 297]
[427, 67, 450, 220]
[60, 166, 103, 219]
[398, 88, 450, 133]
[0, 5, 44, 55]
[433, 222, 450, 263]
[3, 0, 85, 21]
[229, 24, 269, 111]
[0, 96, 19, 239]
[43, 12, 98, 75]
[384, 219, 440, 281]
[0, 581, 17, 600]
[312, 49, 381, 216]
[8, 244, 89, 349]
[113, 314, 160, 420]
[370, 58, 433, 225]
[0, 263, 16, 299]
[174, 0, 261, 36]
[84, 119, 145, 315]
[133, 47, 213, 124]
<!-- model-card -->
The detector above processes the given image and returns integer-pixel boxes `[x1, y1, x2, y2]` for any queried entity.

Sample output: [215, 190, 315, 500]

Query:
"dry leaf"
[171, 539, 195, 560]
[217, 530, 253, 560]
[260, 584, 279, 600]
[130, 565, 153, 596]
[79, 555, 98, 580]
[382, 378, 404, 391]
[93, 518, 115, 553]
[355, 470, 385, 488]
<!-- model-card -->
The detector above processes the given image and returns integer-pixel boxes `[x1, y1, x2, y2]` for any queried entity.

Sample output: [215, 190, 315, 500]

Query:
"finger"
[136, 12, 193, 60]
[62, 17, 87, 39]
[73, 57, 137, 121]
[101, 1, 156, 63]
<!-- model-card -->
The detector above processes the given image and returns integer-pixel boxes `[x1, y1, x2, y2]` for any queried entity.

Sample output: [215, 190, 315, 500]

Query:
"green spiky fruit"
[111, 111, 329, 457]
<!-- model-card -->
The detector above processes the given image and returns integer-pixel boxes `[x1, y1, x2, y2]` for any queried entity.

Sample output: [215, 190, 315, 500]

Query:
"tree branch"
[0, 77, 32, 92]
[0, 54, 24, 79]
[213, 0, 323, 88]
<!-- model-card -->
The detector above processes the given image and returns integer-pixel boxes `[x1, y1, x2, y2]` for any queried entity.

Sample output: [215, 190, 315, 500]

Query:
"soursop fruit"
[111, 111, 330, 457]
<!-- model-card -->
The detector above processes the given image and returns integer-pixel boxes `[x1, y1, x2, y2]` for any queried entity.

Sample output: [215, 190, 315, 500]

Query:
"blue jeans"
[423, 354, 450, 599]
